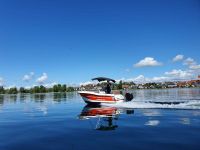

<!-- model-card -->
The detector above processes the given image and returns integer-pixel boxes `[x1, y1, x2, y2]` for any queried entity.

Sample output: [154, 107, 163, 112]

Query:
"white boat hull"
[78, 91, 124, 104]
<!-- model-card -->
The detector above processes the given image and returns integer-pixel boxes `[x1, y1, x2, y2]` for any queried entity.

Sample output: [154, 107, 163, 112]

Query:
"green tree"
[53, 85, 59, 92]
[0, 86, 5, 94]
[33, 86, 40, 93]
[67, 87, 74, 92]
[47, 88, 53, 92]
[62, 84, 67, 92]
[19, 87, 26, 93]
[8, 87, 18, 94]
[57, 84, 62, 92]
[118, 80, 123, 89]
[39, 85, 46, 93]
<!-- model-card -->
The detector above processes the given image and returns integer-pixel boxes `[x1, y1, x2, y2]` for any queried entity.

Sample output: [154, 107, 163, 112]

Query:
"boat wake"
[103, 99, 200, 110]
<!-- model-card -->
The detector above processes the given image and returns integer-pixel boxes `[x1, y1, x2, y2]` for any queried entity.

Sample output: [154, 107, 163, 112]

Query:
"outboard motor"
[125, 93, 133, 102]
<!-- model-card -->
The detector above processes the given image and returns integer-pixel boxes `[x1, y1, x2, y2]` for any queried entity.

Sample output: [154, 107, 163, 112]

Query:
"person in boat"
[105, 81, 111, 94]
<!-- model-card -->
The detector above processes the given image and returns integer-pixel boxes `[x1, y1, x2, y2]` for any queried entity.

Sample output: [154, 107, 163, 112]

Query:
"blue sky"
[0, 0, 200, 87]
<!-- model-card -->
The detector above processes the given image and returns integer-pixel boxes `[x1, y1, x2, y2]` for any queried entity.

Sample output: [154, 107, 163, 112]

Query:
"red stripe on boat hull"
[80, 93, 116, 102]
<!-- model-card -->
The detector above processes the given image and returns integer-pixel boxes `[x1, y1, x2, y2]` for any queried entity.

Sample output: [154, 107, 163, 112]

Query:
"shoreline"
[0, 87, 200, 96]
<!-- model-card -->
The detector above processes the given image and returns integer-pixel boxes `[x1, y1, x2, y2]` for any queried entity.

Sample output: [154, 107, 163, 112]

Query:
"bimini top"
[92, 77, 116, 83]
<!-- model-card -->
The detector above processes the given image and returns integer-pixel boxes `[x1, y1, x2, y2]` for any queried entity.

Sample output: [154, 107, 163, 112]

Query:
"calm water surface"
[0, 88, 200, 150]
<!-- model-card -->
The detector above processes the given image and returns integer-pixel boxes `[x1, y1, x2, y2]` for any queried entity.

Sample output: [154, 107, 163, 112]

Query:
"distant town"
[80, 77, 200, 91]
[0, 76, 200, 94]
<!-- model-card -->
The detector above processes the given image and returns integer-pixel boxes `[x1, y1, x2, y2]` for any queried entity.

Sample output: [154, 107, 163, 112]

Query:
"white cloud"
[132, 75, 148, 83]
[36, 73, 48, 84]
[134, 57, 162, 67]
[0, 77, 4, 86]
[80, 81, 98, 86]
[44, 82, 57, 88]
[24, 86, 31, 89]
[23, 72, 34, 81]
[182, 57, 200, 73]
[189, 64, 200, 70]
[151, 76, 170, 82]
[4, 85, 16, 89]
[123, 75, 170, 83]
[116, 77, 125, 83]
[165, 69, 193, 79]
[173, 54, 184, 62]
[184, 57, 196, 66]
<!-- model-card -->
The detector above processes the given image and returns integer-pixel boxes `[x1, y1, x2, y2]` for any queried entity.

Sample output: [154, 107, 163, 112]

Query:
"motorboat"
[78, 91, 125, 104]
[78, 77, 133, 104]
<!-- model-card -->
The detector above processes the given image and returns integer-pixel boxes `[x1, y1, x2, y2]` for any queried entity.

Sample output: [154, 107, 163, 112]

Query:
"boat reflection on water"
[78, 104, 134, 131]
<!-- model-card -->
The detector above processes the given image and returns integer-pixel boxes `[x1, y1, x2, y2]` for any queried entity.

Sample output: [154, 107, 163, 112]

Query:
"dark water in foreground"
[0, 88, 200, 150]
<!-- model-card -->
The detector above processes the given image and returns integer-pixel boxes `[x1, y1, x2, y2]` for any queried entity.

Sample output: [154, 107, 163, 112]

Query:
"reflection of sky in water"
[145, 120, 160, 126]
[36, 105, 48, 115]
[0, 93, 80, 118]
[0, 89, 200, 119]
[192, 111, 200, 116]
[142, 109, 161, 116]
[0, 89, 200, 150]
[180, 118, 191, 125]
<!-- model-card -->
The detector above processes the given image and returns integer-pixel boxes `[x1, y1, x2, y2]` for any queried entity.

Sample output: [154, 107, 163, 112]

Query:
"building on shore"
[79, 76, 200, 90]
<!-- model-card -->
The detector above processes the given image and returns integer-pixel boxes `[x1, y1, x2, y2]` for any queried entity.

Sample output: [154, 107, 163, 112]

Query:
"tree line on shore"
[0, 84, 75, 94]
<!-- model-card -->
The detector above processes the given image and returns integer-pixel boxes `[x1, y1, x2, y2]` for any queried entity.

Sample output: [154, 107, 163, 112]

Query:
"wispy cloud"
[122, 56, 200, 84]
[131, 75, 148, 83]
[118, 72, 194, 84]
[36, 73, 48, 84]
[183, 57, 196, 66]
[80, 80, 98, 86]
[23, 72, 34, 81]
[189, 64, 200, 70]
[121, 75, 170, 83]
[122, 68, 195, 84]
[183, 57, 200, 73]
[173, 54, 184, 62]
[4, 84, 17, 89]
[43, 82, 57, 88]
[134, 57, 162, 67]
[165, 69, 193, 79]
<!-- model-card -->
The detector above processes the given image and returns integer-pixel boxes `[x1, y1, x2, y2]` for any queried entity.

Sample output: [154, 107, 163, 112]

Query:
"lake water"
[0, 88, 200, 150]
